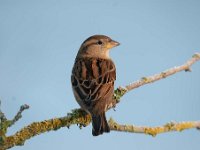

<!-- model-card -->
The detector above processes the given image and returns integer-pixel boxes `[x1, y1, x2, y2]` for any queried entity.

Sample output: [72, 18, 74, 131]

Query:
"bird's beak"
[106, 40, 120, 49]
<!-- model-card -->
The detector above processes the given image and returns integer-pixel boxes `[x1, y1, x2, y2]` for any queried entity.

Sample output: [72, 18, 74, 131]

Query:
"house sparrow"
[71, 35, 119, 136]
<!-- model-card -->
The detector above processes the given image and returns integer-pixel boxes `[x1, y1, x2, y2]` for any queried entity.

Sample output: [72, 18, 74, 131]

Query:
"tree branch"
[0, 103, 30, 150]
[108, 118, 200, 136]
[1, 109, 91, 150]
[114, 53, 200, 103]
[0, 53, 199, 150]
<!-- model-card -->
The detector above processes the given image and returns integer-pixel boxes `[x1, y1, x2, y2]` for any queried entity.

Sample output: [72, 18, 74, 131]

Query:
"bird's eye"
[97, 41, 103, 45]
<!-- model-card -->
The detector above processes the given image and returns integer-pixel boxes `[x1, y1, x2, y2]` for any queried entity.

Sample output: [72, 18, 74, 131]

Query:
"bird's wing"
[71, 58, 116, 105]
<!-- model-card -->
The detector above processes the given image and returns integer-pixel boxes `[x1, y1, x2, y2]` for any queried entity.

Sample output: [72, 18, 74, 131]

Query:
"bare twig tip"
[20, 104, 30, 111]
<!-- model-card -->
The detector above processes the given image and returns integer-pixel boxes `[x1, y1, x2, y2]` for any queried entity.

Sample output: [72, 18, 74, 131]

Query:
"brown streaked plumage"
[71, 35, 119, 136]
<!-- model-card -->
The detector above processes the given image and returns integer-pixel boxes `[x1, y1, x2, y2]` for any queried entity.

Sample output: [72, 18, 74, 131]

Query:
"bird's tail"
[92, 113, 110, 136]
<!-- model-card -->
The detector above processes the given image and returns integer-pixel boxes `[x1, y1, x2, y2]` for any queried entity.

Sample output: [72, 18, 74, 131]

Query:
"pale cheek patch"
[105, 50, 110, 58]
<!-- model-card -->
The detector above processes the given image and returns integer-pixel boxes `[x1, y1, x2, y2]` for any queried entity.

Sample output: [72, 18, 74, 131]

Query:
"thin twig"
[8, 104, 29, 127]
[123, 53, 200, 92]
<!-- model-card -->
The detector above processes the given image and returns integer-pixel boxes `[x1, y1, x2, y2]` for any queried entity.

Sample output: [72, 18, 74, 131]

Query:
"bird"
[71, 35, 120, 136]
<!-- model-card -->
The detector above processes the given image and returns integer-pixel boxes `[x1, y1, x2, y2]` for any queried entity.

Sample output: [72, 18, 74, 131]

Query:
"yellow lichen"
[113, 87, 127, 103]
[192, 53, 200, 59]
[161, 72, 167, 78]
[141, 77, 150, 83]
[176, 122, 194, 131]
[144, 127, 164, 137]
[164, 122, 175, 130]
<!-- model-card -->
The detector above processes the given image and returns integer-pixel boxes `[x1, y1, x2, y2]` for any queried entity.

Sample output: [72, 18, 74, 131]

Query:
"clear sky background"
[0, 0, 200, 150]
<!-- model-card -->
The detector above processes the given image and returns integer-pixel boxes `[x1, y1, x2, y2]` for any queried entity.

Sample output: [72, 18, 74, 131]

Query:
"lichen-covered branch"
[0, 104, 30, 150]
[1, 109, 91, 150]
[112, 53, 200, 104]
[0, 53, 199, 150]
[108, 118, 200, 136]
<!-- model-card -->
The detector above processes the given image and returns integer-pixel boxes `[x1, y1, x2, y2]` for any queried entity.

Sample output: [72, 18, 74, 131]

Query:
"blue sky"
[0, 0, 200, 150]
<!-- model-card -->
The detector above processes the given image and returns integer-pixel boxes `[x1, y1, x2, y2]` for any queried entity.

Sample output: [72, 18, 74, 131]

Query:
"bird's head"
[77, 35, 120, 59]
